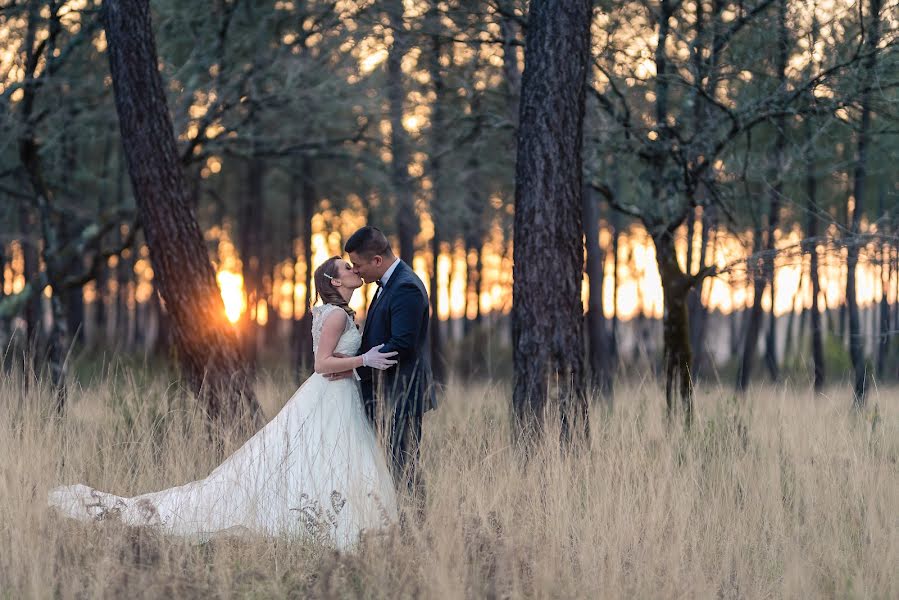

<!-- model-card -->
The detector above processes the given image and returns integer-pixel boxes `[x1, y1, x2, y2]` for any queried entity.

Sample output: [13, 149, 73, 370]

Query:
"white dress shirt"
[373, 258, 400, 302]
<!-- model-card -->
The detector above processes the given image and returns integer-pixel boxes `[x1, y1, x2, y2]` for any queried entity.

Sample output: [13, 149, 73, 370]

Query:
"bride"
[48, 256, 400, 549]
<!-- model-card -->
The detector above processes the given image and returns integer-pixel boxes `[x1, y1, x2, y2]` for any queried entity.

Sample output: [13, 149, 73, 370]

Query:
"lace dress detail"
[312, 304, 361, 356]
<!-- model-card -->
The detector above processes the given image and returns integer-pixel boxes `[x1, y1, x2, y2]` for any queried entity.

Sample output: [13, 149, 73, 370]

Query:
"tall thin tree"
[426, 3, 446, 385]
[386, 0, 417, 262]
[847, 0, 882, 408]
[736, 0, 788, 392]
[804, 7, 826, 392]
[102, 0, 260, 425]
[584, 185, 613, 400]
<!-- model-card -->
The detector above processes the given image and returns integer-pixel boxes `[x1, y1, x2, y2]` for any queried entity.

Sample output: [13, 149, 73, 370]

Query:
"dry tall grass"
[1, 366, 896, 598]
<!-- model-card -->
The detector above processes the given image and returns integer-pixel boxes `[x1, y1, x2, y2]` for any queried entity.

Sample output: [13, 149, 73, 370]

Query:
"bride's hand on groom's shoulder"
[361, 344, 398, 371]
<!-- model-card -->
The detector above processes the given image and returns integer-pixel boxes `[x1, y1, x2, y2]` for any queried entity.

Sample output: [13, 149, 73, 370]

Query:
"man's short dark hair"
[345, 226, 393, 258]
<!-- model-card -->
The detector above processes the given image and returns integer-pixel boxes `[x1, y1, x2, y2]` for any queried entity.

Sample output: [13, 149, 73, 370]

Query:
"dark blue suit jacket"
[359, 260, 437, 416]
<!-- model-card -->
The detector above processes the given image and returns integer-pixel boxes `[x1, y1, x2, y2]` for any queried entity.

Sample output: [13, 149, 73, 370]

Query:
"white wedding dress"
[48, 304, 398, 549]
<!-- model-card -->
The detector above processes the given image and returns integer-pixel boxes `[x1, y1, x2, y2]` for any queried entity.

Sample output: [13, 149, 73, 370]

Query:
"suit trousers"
[366, 399, 425, 515]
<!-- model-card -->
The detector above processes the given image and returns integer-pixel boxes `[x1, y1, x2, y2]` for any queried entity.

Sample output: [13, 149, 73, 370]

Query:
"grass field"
[1, 366, 896, 598]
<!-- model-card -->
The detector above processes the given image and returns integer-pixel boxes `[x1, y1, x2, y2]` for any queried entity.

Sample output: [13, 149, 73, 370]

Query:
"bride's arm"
[314, 311, 365, 375]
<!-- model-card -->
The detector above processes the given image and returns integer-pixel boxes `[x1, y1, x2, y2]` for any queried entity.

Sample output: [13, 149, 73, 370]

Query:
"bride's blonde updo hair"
[313, 256, 355, 320]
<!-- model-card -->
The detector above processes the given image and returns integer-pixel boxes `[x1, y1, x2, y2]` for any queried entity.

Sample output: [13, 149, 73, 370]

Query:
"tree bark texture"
[653, 231, 695, 425]
[512, 0, 591, 443]
[102, 0, 260, 425]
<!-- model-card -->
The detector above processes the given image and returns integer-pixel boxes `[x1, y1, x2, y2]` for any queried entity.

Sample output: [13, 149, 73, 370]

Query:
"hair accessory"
[323, 272, 334, 280]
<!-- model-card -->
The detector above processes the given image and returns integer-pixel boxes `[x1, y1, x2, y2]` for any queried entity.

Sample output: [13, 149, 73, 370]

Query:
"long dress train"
[48, 304, 398, 549]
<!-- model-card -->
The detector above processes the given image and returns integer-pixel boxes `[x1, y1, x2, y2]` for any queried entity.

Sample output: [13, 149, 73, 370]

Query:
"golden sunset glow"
[4, 215, 892, 329]
[217, 271, 246, 324]
[4, 242, 26, 296]
[197, 212, 897, 329]
[3, 0, 892, 328]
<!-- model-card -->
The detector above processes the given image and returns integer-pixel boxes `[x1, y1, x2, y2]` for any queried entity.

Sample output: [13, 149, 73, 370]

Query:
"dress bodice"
[311, 304, 361, 357]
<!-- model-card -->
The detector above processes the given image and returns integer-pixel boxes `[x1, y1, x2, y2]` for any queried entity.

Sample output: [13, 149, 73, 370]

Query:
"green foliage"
[0, 284, 34, 319]
[447, 321, 513, 381]
[823, 333, 852, 377]
[0, 0, 896, 402]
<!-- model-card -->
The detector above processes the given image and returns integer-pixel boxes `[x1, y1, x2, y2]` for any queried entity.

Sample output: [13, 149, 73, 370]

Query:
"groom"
[328, 226, 436, 501]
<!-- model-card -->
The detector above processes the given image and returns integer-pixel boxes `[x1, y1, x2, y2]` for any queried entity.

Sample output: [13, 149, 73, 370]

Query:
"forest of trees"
[1, 0, 897, 433]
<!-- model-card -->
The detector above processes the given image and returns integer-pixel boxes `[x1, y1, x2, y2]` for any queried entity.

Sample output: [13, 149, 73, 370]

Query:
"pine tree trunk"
[783, 283, 802, 362]
[288, 164, 300, 375]
[238, 158, 266, 367]
[427, 5, 446, 385]
[736, 228, 766, 392]
[297, 160, 316, 372]
[654, 232, 694, 425]
[764, 0, 788, 383]
[16, 4, 54, 380]
[584, 185, 613, 401]
[847, 0, 882, 408]
[102, 0, 260, 425]
[473, 246, 483, 326]
[429, 231, 444, 383]
[689, 206, 713, 375]
[19, 145, 70, 411]
[806, 123, 826, 391]
[58, 127, 84, 348]
[464, 90, 485, 337]
[18, 64, 70, 409]
[876, 186, 890, 381]
[18, 202, 43, 349]
[60, 218, 85, 345]
[685, 207, 698, 373]
[739, 190, 783, 390]
[93, 137, 115, 346]
[687, 0, 712, 379]
[610, 210, 620, 364]
[877, 268, 890, 380]
[512, 0, 591, 444]
[737, 0, 787, 391]
[386, 0, 416, 262]
[764, 280, 780, 380]
[447, 256, 458, 342]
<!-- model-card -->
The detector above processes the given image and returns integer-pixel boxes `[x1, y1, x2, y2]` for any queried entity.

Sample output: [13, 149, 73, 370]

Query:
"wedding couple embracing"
[48, 226, 437, 550]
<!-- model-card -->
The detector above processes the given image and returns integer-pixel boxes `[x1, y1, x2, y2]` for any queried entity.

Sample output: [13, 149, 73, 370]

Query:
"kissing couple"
[49, 226, 437, 549]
